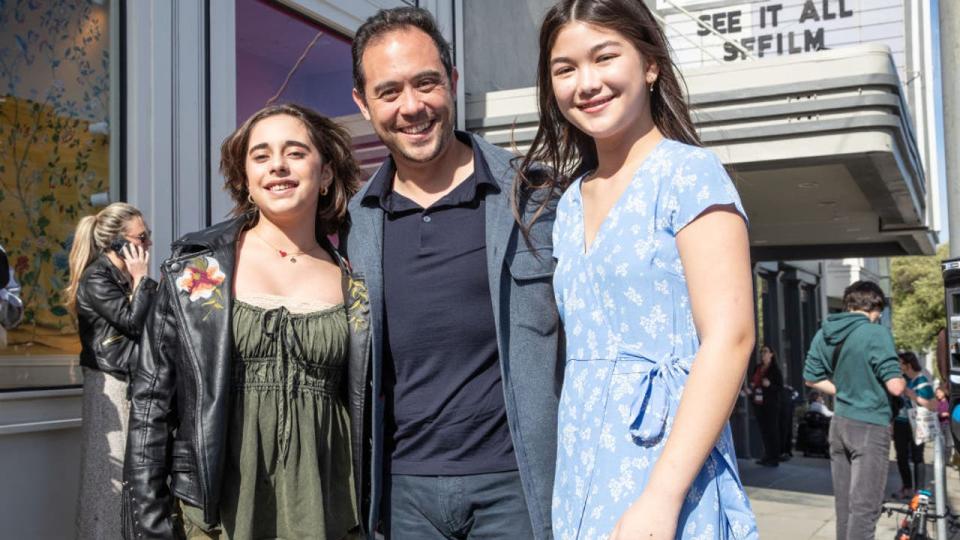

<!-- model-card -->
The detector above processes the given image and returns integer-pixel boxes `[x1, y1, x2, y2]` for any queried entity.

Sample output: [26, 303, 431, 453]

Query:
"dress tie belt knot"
[617, 349, 690, 446]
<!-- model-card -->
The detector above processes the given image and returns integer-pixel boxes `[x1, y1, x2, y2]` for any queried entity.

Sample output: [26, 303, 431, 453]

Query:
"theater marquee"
[656, 0, 907, 73]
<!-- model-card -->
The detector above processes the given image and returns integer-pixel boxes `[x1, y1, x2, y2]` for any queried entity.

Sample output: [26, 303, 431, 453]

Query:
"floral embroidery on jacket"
[175, 255, 226, 318]
[346, 276, 368, 331]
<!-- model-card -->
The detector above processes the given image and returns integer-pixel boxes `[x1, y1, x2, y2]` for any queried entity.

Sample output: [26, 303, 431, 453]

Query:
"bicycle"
[882, 490, 960, 539]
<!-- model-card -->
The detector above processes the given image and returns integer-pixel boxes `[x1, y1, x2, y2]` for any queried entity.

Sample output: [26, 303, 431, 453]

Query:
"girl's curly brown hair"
[219, 103, 361, 236]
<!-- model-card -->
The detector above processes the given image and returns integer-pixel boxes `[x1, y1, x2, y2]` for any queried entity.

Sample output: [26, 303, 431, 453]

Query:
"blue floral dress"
[551, 139, 758, 539]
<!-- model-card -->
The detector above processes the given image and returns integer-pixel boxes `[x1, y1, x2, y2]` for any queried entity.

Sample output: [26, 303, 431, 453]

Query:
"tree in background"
[891, 244, 949, 353]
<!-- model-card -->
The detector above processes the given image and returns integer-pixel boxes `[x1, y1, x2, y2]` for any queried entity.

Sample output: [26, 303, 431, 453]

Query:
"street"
[742, 446, 960, 539]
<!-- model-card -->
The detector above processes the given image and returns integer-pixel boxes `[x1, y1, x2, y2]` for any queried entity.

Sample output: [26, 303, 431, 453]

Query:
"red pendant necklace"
[251, 229, 317, 263]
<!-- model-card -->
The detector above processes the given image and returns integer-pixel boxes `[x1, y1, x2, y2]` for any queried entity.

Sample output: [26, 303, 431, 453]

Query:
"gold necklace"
[250, 229, 318, 264]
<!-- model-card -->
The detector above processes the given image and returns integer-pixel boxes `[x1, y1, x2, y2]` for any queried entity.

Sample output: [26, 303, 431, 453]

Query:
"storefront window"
[0, 0, 113, 389]
[236, 0, 356, 122]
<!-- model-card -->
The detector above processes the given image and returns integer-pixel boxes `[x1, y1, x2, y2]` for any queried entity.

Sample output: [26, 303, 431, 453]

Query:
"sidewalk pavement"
[740, 447, 960, 539]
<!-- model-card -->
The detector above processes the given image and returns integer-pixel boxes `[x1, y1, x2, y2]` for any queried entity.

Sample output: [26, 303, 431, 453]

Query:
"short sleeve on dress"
[664, 147, 748, 235]
[551, 182, 580, 321]
[551, 198, 563, 257]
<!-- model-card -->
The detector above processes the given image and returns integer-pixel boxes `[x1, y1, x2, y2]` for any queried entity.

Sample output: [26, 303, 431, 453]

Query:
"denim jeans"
[829, 416, 890, 540]
[383, 471, 533, 539]
[892, 420, 925, 490]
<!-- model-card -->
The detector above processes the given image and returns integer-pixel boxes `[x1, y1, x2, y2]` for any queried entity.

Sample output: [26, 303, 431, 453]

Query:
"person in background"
[749, 345, 784, 467]
[892, 351, 934, 499]
[779, 383, 798, 461]
[935, 327, 956, 456]
[804, 280, 905, 540]
[122, 103, 364, 540]
[935, 385, 953, 461]
[937, 327, 949, 396]
[0, 244, 24, 346]
[808, 391, 834, 418]
[63, 202, 157, 540]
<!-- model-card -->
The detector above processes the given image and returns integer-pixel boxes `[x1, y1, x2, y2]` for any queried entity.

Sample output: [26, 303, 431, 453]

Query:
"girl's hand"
[611, 489, 682, 540]
[123, 243, 150, 286]
[762, 378, 771, 388]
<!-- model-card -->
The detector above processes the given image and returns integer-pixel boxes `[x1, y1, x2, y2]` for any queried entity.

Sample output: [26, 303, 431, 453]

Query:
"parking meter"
[944, 257, 960, 446]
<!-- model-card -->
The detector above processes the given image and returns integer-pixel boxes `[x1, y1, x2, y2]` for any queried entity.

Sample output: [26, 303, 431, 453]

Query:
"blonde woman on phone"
[65, 202, 157, 539]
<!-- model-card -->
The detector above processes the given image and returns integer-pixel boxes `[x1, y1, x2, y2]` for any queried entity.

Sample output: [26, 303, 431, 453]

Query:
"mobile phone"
[110, 238, 131, 259]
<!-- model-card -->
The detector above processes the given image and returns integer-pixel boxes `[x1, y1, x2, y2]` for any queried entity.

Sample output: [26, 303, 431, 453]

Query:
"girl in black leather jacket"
[64, 201, 158, 539]
[122, 104, 366, 540]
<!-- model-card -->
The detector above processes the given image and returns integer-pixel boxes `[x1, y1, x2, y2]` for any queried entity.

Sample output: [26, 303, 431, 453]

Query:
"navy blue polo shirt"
[365, 135, 516, 476]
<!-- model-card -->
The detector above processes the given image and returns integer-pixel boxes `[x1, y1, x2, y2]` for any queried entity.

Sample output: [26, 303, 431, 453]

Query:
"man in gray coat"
[345, 6, 562, 539]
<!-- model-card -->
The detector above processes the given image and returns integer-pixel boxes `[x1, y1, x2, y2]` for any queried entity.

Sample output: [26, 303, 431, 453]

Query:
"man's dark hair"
[351, 6, 453, 97]
[842, 280, 887, 312]
[898, 351, 922, 372]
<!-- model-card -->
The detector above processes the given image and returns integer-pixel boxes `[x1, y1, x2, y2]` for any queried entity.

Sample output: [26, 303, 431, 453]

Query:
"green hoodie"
[803, 312, 902, 426]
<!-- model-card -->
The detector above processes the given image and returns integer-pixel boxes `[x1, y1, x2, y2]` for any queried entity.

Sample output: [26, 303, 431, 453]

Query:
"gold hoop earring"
[320, 186, 328, 197]
[247, 194, 255, 205]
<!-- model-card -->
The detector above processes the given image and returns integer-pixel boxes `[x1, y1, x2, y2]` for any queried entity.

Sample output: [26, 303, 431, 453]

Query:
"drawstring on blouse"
[260, 307, 305, 464]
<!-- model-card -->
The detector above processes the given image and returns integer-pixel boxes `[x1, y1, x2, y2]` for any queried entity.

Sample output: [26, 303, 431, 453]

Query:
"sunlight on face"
[549, 21, 658, 142]
[244, 114, 330, 221]
[352, 28, 458, 167]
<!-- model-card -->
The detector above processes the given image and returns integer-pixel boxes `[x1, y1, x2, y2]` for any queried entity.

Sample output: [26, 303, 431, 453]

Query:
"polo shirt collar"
[362, 131, 500, 211]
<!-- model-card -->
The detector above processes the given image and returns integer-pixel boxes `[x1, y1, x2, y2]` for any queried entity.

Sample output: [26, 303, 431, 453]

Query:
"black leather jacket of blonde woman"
[77, 254, 158, 378]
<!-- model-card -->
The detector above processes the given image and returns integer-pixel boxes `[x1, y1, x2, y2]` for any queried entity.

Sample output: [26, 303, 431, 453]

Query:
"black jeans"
[780, 393, 796, 455]
[829, 416, 890, 540]
[892, 420, 925, 490]
[755, 403, 781, 462]
[383, 471, 533, 539]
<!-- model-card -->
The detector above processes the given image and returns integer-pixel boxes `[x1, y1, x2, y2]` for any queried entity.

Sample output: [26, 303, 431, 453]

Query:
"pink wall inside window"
[236, 0, 357, 123]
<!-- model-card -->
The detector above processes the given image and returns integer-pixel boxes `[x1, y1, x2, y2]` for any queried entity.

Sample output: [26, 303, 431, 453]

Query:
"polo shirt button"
[422, 215, 432, 223]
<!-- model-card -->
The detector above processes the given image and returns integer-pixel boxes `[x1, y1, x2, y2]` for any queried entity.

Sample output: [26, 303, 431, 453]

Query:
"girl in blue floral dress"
[518, 1, 759, 538]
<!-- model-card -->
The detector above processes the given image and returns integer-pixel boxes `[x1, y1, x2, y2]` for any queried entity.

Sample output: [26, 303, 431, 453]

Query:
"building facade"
[0, 0, 946, 534]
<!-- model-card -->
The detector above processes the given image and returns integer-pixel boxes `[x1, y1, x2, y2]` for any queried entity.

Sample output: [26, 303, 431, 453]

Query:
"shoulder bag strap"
[829, 337, 847, 377]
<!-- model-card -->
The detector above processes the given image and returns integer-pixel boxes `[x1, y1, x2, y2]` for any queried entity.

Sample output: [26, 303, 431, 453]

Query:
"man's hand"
[805, 379, 837, 396]
[885, 377, 906, 397]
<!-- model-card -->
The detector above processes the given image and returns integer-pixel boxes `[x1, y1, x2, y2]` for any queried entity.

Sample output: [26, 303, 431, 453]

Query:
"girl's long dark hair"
[515, 0, 701, 231]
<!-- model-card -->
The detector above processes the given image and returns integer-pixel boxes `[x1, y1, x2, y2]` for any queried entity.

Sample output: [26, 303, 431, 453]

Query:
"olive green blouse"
[182, 295, 357, 540]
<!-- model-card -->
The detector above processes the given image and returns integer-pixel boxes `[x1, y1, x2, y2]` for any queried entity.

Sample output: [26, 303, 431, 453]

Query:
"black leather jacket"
[121, 216, 370, 539]
[76, 255, 158, 378]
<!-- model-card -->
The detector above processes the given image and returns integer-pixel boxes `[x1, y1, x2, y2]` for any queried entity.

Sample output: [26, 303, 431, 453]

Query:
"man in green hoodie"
[804, 280, 905, 540]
